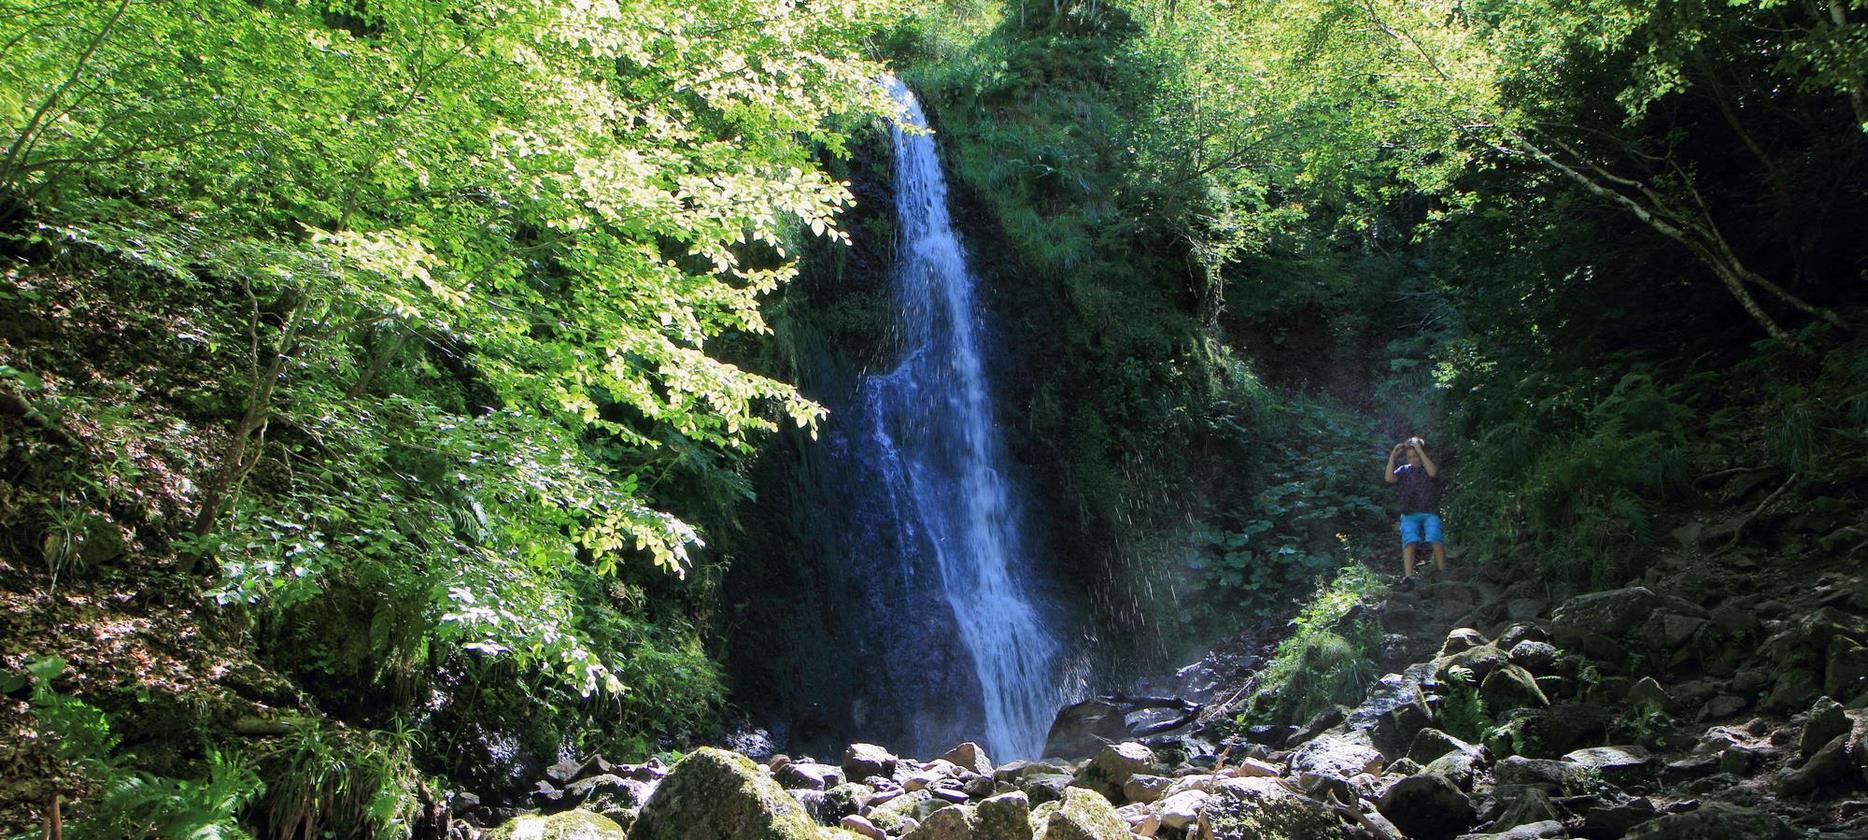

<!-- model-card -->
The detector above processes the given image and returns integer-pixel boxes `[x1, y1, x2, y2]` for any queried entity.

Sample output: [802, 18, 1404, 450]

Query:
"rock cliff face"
[472, 554, 1868, 839]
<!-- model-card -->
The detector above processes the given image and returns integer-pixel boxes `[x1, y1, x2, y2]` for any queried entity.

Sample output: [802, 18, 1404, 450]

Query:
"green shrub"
[14, 656, 261, 840]
[1246, 564, 1387, 726]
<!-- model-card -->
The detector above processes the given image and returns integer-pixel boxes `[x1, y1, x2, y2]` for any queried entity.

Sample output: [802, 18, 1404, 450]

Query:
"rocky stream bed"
[454, 558, 1868, 839]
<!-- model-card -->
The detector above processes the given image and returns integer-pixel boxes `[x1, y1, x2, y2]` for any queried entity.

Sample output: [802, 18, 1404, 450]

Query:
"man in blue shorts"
[1384, 436, 1446, 583]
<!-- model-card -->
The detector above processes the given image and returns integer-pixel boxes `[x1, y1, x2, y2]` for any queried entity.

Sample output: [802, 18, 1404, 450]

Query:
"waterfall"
[847, 78, 1061, 759]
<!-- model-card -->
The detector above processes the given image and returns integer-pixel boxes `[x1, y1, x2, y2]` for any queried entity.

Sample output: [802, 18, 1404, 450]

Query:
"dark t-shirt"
[1393, 463, 1440, 514]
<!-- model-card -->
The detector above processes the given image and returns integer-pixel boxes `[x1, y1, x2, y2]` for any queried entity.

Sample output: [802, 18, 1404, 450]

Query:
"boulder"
[1421, 748, 1483, 791]
[1156, 789, 1210, 831]
[1375, 773, 1474, 840]
[1442, 628, 1490, 656]
[1486, 786, 1558, 831]
[562, 774, 649, 813]
[1779, 725, 1859, 795]
[1198, 776, 1348, 839]
[1493, 756, 1591, 793]
[1551, 587, 1662, 659]
[1122, 774, 1173, 804]
[1625, 677, 1672, 711]
[1116, 802, 1160, 837]
[1288, 730, 1384, 785]
[630, 748, 819, 840]
[941, 742, 994, 776]
[1480, 664, 1550, 711]
[776, 761, 847, 791]
[1621, 802, 1796, 839]
[867, 790, 941, 834]
[1562, 745, 1652, 786]
[1044, 700, 1134, 760]
[1802, 696, 1850, 755]
[1349, 672, 1434, 759]
[904, 804, 976, 840]
[1408, 729, 1475, 766]
[1497, 623, 1549, 650]
[1581, 797, 1660, 838]
[975, 790, 1031, 840]
[1018, 773, 1074, 805]
[1435, 645, 1511, 684]
[1507, 641, 1559, 674]
[842, 744, 898, 780]
[1035, 787, 1129, 840]
[1455, 820, 1565, 840]
[484, 810, 628, 839]
[817, 784, 869, 824]
[1088, 742, 1157, 783]
[1828, 635, 1868, 699]
[841, 814, 887, 840]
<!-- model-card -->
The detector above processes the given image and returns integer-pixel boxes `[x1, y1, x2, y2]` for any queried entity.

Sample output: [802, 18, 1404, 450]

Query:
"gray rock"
[1199, 776, 1349, 839]
[1036, 787, 1129, 840]
[1621, 802, 1796, 839]
[1498, 623, 1550, 650]
[1551, 587, 1662, 658]
[1454, 820, 1565, 840]
[1436, 644, 1511, 684]
[841, 814, 886, 840]
[975, 790, 1031, 840]
[1443, 628, 1490, 656]
[483, 810, 628, 840]
[904, 804, 976, 840]
[1408, 729, 1476, 765]
[1562, 745, 1652, 785]
[1044, 700, 1134, 760]
[1376, 773, 1474, 840]
[842, 744, 898, 780]
[776, 761, 846, 791]
[1829, 635, 1868, 700]
[1289, 730, 1384, 782]
[1493, 756, 1591, 793]
[1508, 641, 1560, 674]
[1350, 672, 1434, 760]
[1625, 677, 1672, 711]
[1582, 797, 1659, 838]
[1487, 786, 1559, 831]
[1802, 696, 1850, 756]
[1155, 789, 1209, 831]
[1121, 773, 1172, 804]
[1481, 664, 1550, 711]
[1422, 747, 1483, 791]
[630, 748, 819, 840]
[941, 742, 993, 776]
[1019, 773, 1073, 805]
[1779, 730, 1854, 795]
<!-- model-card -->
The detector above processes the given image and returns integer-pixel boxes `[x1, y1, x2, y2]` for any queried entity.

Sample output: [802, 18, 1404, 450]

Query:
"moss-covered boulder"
[902, 804, 975, 840]
[485, 810, 629, 840]
[975, 790, 1032, 840]
[1198, 777, 1347, 840]
[867, 790, 940, 834]
[629, 747, 820, 840]
[1035, 788, 1128, 840]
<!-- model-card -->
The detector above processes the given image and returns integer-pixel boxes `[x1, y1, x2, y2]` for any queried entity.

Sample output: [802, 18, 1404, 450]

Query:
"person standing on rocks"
[1385, 436, 1446, 585]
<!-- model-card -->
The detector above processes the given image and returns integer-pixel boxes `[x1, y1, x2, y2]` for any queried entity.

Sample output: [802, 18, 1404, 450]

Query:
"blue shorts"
[1400, 513, 1444, 547]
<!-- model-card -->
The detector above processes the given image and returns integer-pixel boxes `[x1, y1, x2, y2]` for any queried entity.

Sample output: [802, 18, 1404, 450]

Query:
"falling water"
[850, 78, 1061, 758]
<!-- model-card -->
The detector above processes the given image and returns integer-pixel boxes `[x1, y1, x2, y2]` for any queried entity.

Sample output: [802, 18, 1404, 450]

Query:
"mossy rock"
[484, 810, 628, 840]
[629, 747, 821, 840]
[1035, 788, 1128, 840]
[1200, 777, 1347, 840]
[867, 790, 940, 834]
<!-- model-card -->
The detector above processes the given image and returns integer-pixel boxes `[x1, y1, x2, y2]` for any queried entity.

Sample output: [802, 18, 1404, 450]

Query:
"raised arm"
[1384, 443, 1402, 483]
[1412, 442, 1439, 478]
